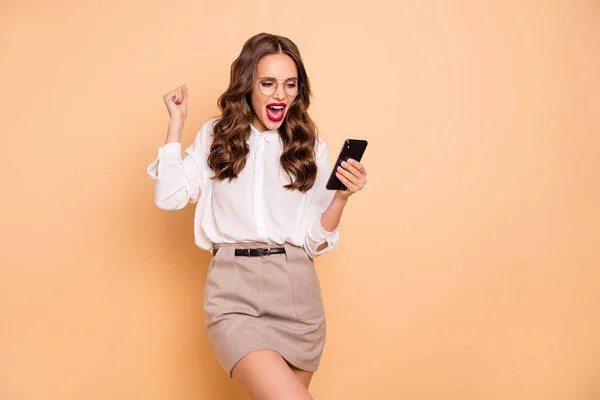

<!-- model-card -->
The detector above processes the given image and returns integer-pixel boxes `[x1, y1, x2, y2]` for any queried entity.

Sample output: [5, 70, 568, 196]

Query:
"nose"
[273, 84, 285, 100]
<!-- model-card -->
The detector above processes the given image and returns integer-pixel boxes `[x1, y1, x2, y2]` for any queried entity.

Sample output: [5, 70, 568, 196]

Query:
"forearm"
[320, 192, 348, 232]
[315, 192, 347, 252]
[165, 120, 184, 144]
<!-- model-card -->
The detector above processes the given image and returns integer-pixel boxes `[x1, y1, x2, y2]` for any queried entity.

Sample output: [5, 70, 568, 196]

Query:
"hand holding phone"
[326, 139, 368, 191]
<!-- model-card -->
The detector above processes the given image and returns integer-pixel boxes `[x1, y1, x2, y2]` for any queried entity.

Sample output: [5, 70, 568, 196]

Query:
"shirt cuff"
[147, 142, 183, 179]
[310, 215, 337, 241]
[159, 142, 181, 155]
[306, 213, 339, 257]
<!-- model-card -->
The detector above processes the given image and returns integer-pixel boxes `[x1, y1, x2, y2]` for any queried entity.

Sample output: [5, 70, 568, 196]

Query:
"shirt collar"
[250, 124, 279, 143]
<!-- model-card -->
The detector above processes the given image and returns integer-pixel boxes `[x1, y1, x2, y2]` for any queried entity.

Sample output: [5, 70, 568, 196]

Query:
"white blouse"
[147, 119, 339, 259]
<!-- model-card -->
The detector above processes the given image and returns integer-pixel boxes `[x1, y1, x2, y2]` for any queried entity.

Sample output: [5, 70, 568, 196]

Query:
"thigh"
[288, 363, 314, 389]
[231, 349, 313, 400]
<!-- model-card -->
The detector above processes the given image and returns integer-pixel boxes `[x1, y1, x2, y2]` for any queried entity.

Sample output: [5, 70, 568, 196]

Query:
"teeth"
[269, 105, 284, 110]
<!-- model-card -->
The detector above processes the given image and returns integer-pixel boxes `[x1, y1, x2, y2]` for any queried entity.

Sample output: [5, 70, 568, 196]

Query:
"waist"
[213, 241, 279, 249]
[213, 242, 293, 257]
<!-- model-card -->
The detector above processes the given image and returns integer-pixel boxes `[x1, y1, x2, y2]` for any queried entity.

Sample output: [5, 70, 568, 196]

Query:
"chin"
[266, 121, 284, 130]
[262, 114, 286, 130]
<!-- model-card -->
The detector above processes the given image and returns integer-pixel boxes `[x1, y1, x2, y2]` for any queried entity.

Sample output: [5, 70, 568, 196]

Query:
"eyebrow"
[258, 76, 298, 81]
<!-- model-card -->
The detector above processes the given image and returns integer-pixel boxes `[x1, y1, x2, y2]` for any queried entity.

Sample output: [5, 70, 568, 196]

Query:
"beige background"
[1, 0, 599, 399]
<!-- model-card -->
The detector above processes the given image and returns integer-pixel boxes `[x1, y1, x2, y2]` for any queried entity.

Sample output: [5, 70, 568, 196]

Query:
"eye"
[260, 81, 274, 87]
[285, 82, 298, 88]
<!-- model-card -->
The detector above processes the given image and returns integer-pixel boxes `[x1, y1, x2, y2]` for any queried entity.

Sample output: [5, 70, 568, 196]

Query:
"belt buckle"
[264, 248, 272, 256]
[246, 249, 251, 257]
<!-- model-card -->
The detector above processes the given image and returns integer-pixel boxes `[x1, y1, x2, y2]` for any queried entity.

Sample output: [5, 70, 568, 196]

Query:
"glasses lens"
[258, 81, 276, 96]
[257, 80, 300, 97]
[284, 81, 300, 96]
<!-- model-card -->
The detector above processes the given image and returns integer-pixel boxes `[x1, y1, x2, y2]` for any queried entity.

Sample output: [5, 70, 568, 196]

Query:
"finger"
[182, 84, 188, 99]
[337, 167, 358, 184]
[339, 164, 367, 189]
[165, 87, 177, 97]
[336, 172, 358, 192]
[337, 164, 360, 184]
[175, 89, 182, 104]
[340, 160, 362, 179]
[347, 159, 367, 175]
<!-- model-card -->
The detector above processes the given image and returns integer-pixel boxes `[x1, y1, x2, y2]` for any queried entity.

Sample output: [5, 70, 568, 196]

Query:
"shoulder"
[201, 118, 218, 137]
[185, 118, 218, 157]
[314, 136, 331, 160]
[192, 118, 218, 145]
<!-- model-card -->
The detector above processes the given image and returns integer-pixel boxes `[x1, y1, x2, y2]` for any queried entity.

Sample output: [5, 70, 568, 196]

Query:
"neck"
[251, 117, 268, 133]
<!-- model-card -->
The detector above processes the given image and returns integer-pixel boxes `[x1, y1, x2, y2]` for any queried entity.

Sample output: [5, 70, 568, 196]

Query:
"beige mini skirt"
[203, 242, 326, 377]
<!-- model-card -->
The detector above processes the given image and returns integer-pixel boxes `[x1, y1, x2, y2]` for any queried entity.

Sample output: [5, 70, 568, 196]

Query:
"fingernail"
[347, 159, 353, 164]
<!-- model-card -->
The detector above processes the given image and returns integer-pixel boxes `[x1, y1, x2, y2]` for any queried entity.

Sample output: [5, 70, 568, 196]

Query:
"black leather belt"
[235, 247, 285, 257]
[212, 247, 286, 257]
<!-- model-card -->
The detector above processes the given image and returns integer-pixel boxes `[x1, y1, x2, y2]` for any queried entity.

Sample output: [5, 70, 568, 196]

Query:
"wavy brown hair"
[207, 33, 318, 192]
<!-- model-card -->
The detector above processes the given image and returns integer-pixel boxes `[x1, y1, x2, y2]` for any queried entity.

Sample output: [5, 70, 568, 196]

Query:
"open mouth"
[266, 103, 286, 122]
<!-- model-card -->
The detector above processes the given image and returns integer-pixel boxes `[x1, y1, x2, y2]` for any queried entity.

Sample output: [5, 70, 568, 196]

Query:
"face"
[250, 53, 299, 132]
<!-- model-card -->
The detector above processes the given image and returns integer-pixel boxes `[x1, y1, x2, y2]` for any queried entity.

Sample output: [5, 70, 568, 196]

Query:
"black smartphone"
[326, 139, 368, 190]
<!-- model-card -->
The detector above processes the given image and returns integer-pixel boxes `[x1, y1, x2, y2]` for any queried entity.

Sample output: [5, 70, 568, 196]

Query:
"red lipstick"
[266, 103, 286, 122]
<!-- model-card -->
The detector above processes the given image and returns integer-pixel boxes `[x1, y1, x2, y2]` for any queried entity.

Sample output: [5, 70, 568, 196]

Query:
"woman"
[147, 32, 367, 400]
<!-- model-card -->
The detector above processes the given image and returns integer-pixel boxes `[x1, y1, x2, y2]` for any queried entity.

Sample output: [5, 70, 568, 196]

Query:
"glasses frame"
[253, 78, 302, 97]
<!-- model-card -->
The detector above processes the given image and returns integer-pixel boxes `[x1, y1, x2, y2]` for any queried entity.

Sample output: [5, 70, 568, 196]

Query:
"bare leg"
[288, 363, 314, 389]
[231, 350, 313, 400]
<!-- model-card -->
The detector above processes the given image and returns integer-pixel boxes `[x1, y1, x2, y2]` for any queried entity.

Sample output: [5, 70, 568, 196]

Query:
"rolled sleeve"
[147, 121, 212, 210]
[147, 142, 182, 179]
[305, 212, 339, 258]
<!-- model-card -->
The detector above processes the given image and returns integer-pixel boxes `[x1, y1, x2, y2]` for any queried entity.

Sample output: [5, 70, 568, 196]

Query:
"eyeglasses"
[254, 78, 301, 97]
